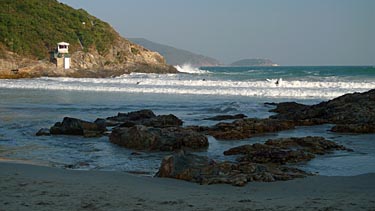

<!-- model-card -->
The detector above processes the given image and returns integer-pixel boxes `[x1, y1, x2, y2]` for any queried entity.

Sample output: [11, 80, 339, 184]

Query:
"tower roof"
[57, 42, 70, 46]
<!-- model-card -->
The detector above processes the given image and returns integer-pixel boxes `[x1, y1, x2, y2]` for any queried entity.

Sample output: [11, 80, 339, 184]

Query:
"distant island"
[0, 0, 176, 79]
[129, 38, 221, 67]
[230, 58, 278, 67]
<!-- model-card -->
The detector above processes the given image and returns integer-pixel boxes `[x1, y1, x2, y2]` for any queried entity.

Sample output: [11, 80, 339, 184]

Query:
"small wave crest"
[175, 64, 210, 74]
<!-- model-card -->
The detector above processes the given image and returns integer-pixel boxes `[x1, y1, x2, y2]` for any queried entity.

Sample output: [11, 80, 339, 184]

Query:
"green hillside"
[0, 0, 116, 59]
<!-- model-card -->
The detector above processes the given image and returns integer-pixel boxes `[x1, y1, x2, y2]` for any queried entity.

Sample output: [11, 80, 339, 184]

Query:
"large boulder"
[109, 125, 208, 151]
[155, 151, 309, 186]
[50, 117, 106, 137]
[207, 118, 295, 140]
[224, 136, 351, 164]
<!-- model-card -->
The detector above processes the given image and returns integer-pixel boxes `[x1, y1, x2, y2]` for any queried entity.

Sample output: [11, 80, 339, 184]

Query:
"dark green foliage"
[0, 0, 116, 59]
[130, 47, 139, 55]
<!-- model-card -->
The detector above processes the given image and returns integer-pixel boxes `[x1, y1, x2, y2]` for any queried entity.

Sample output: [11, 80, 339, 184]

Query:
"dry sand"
[0, 162, 374, 211]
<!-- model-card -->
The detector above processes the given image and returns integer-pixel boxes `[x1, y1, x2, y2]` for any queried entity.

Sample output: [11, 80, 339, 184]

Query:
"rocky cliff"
[0, 0, 177, 79]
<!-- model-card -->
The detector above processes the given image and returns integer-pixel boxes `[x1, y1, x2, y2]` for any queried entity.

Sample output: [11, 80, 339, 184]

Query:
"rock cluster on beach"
[36, 89, 375, 186]
[155, 150, 309, 186]
[155, 136, 351, 186]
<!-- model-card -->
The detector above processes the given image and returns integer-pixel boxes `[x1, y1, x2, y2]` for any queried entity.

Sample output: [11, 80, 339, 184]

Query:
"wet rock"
[107, 110, 183, 128]
[143, 114, 183, 128]
[207, 118, 295, 140]
[155, 151, 309, 186]
[269, 102, 309, 115]
[203, 114, 247, 121]
[107, 110, 156, 122]
[50, 117, 106, 137]
[264, 136, 351, 154]
[36, 128, 51, 136]
[331, 124, 375, 133]
[109, 125, 208, 151]
[270, 89, 375, 132]
[224, 136, 351, 164]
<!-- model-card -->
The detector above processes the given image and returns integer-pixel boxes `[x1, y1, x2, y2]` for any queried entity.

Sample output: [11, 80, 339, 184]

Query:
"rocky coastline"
[0, 0, 178, 79]
[35, 89, 375, 186]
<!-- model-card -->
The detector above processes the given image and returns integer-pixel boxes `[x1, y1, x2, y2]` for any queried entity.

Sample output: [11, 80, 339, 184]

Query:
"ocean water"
[0, 65, 375, 176]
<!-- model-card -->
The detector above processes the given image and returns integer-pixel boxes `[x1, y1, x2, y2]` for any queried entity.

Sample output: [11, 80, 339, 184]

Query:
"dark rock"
[270, 89, 375, 132]
[109, 125, 208, 151]
[107, 110, 183, 128]
[107, 110, 156, 122]
[224, 136, 351, 164]
[331, 124, 375, 133]
[207, 118, 295, 140]
[36, 128, 51, 136]
[203, 114, 247, 121]
[155, 151, 309, 186]
[50, 117, 106, 137]
[143, 114, 183, 128]
[264, 136, 351, 154]
[269, 102, 309, 114]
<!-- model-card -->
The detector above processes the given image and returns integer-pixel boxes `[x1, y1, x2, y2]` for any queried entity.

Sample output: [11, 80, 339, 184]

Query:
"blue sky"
[59, 0, 374, 65]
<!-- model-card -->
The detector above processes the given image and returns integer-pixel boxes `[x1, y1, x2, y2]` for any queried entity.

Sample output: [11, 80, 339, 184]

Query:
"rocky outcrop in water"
[48, 117, 107, 137]
[206, 118, 296, 140]
[106, 110, 206, 151]
[269, 89, 375, 133]
[103, 110, 183, 128]
[224, 136, 351, 164]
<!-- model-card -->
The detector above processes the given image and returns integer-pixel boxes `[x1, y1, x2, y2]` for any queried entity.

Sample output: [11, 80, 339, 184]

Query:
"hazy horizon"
[58, 0, 374, 66]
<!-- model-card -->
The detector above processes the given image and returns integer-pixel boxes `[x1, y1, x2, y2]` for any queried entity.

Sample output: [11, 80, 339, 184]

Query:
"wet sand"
[0, 162, 374, 211]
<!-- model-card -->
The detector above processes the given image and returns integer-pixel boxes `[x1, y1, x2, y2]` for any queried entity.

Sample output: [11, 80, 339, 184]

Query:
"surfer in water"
[266, 78, 282, 86]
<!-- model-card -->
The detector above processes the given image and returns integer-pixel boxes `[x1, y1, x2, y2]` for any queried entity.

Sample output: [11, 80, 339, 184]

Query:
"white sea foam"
[1, 76, 374, 99]
[175, 64, 210, 74]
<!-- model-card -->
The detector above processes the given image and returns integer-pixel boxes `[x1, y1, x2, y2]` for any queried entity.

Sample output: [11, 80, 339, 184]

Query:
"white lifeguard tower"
[57, 42, 69, 54]
[50, 42, 71, 69]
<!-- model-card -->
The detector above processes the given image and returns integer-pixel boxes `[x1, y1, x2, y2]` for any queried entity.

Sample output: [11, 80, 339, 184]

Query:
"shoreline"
[1, 162, 374, 211]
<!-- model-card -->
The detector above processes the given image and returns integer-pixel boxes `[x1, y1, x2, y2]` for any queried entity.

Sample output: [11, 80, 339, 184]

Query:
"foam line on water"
[1, 77, 374, 99]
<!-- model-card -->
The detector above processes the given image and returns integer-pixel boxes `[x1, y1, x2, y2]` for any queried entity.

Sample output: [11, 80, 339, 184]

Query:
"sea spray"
[175, 64, 211, 74]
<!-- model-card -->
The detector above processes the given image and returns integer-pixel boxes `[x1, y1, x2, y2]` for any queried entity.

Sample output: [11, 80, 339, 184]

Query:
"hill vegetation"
[0, 0, 116, 59]
[129, 38, 221, 66]
[0, 0, 176, 78]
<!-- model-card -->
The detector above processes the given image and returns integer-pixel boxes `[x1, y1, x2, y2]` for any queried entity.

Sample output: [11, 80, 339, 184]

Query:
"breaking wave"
[175, 64, 211, 74]
[1, 75, 374, 99]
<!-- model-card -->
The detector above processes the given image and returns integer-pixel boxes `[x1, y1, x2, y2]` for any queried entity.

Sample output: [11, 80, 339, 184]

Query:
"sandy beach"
[0, 162, 374, 211]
